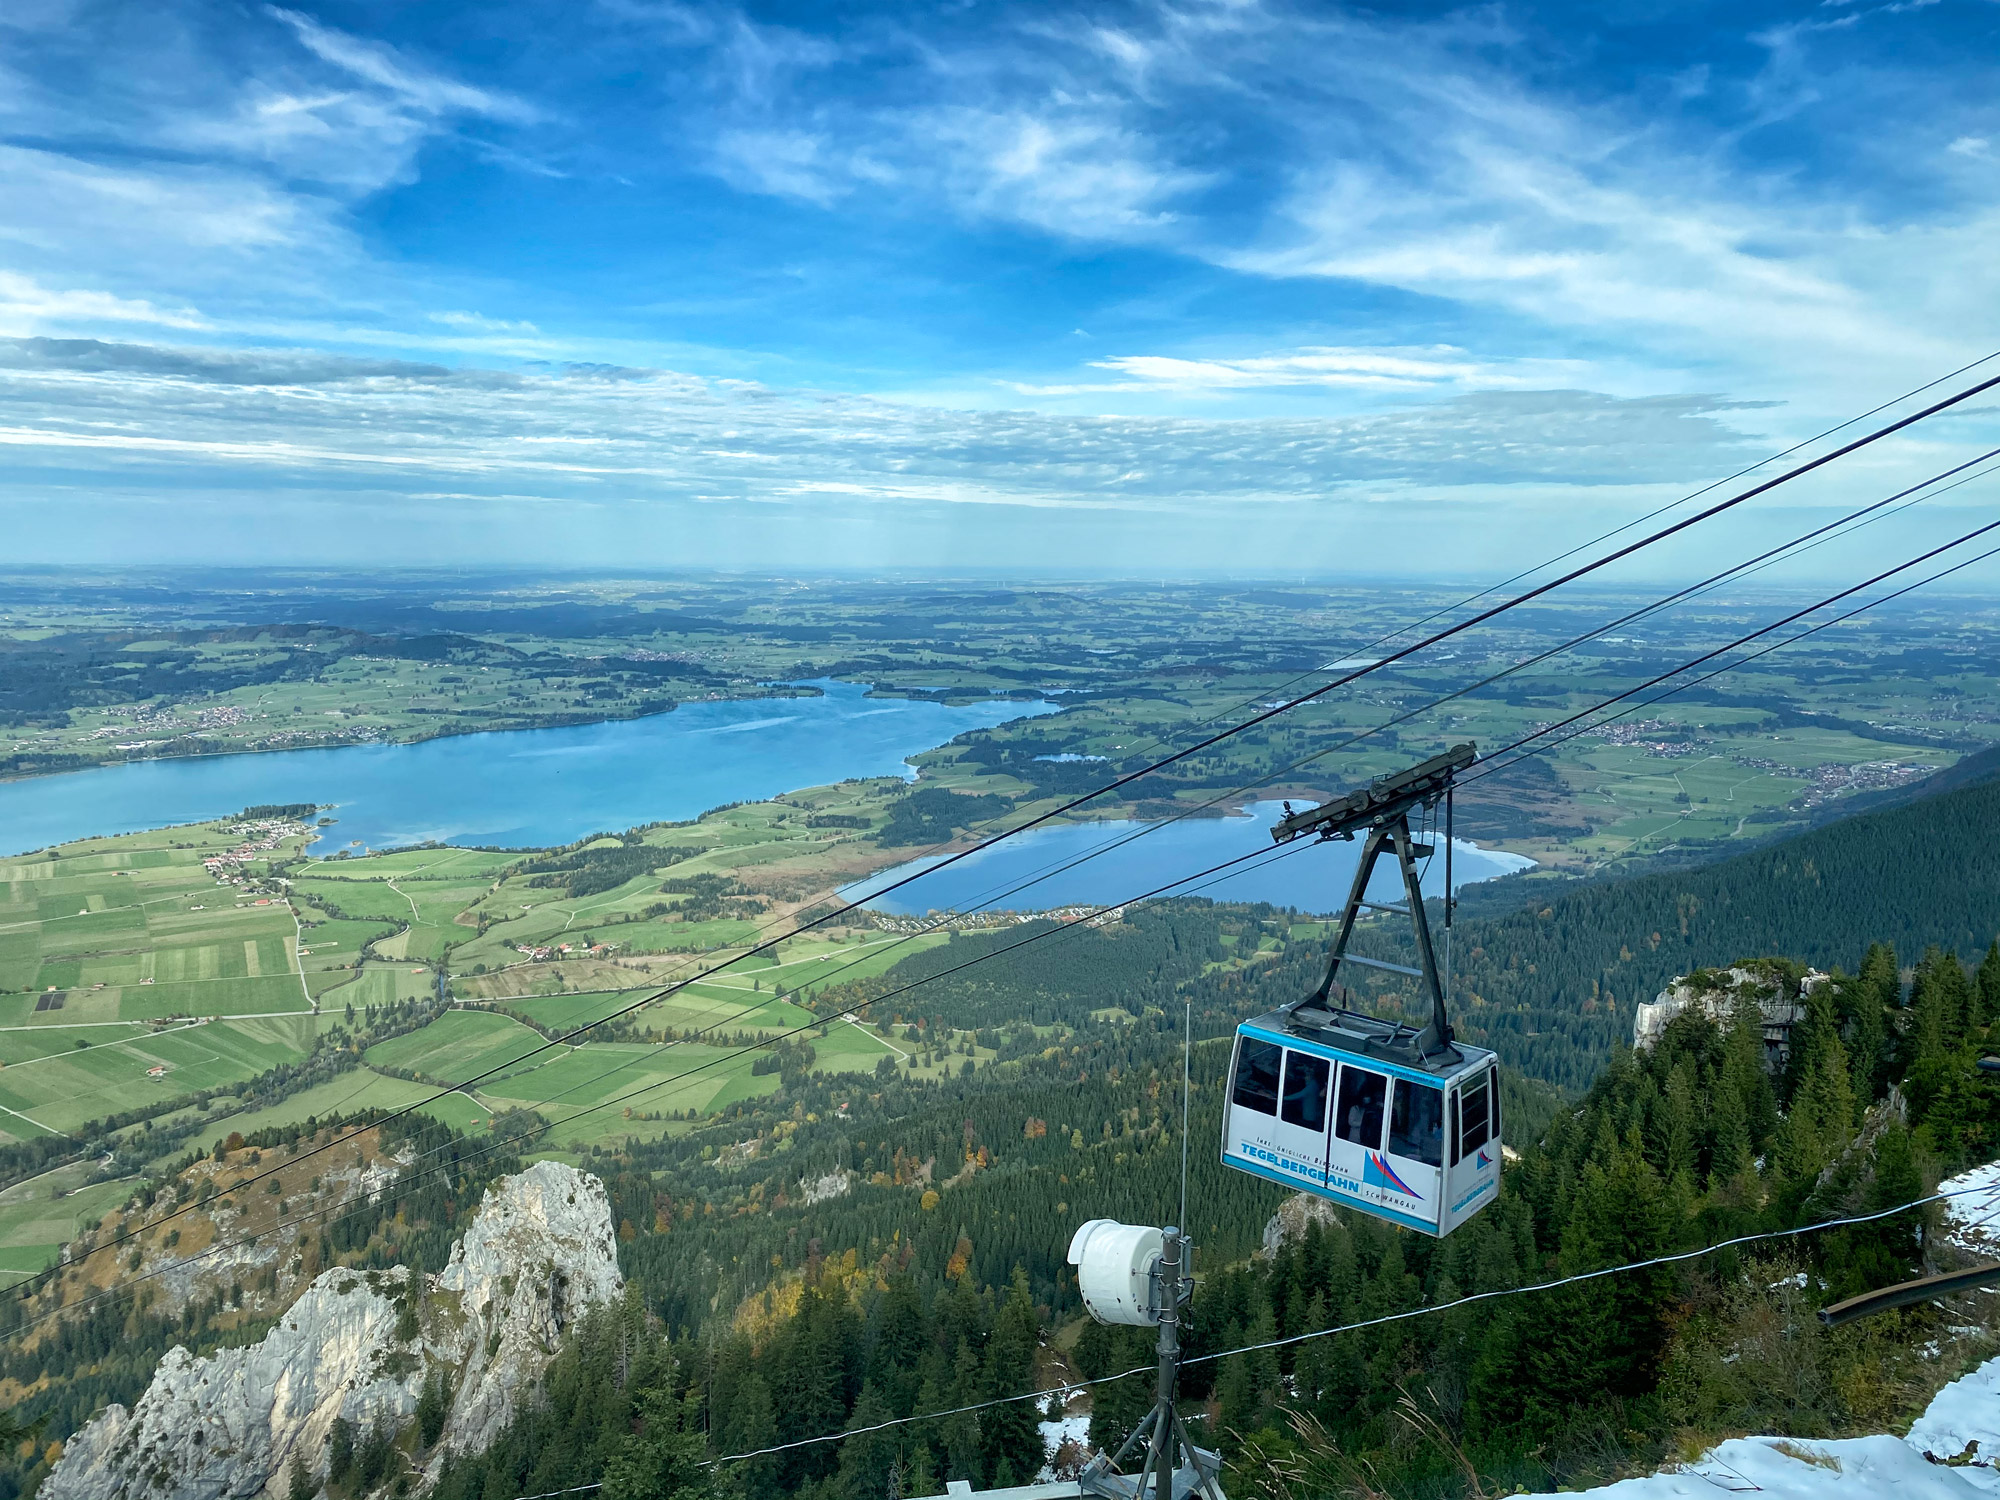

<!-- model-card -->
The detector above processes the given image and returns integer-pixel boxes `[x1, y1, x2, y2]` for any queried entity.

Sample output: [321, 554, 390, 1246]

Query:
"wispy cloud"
[0, 337, 1764, 504]
[1009, 345, 1588, 397]
[0, 275, 209, 335]
[649, 0, 1997, 394]
[267, 8, 541, 124]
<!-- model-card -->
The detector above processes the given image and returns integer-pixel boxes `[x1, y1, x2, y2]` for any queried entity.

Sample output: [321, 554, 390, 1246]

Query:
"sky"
[4, 0, 2000, 580]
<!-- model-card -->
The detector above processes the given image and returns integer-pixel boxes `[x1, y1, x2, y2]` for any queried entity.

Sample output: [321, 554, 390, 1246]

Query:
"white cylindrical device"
[1067, 1219, 1164, 1326]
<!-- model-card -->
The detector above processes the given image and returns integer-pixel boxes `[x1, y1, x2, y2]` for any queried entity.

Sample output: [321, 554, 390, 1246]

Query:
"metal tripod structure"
[1271, 742, 1475, 1068]
[1077, 1229, 1226, 1500]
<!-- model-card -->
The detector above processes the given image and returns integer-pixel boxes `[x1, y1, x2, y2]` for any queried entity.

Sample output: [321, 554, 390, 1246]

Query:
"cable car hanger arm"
[1271, 743, 1475, 1066]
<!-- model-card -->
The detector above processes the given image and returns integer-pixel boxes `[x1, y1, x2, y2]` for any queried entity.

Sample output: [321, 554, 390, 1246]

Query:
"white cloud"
[657, 0, 1999, 399]
[429, 310, 542, 334]
[266, 8, 540, 124]
[0, 336, 1781, 509]
[1063, 346, 1585, 396]
[0, 274, 208, 334]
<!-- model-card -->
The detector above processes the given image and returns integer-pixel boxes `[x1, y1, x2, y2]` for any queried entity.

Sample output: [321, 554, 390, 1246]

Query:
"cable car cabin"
[1223, 743, 1501, 1235]
[1222, 1014, 1500, 1236]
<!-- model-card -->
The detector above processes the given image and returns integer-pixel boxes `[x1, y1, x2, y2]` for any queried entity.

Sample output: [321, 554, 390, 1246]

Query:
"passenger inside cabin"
[1389, 1079, 1444, 1166]
[1334, 1066, 1387, 1148]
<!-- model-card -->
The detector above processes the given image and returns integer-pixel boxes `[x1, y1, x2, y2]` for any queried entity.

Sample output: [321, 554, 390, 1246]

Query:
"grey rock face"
[44, 1162, 622, 1500]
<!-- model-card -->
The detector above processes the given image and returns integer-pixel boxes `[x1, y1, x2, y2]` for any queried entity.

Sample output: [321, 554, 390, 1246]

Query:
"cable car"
[1220, 744, 1503, 1236]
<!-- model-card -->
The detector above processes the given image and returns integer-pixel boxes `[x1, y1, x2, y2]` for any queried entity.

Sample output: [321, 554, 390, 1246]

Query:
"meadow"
[3, 575, 1997, 1277]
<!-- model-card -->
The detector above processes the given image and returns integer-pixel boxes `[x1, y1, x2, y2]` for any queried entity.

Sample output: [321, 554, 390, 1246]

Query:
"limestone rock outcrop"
[43, 1161, 622, 1500]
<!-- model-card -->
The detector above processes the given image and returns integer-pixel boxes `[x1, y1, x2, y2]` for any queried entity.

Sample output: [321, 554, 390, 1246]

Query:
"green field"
[0, 1163, 137, 1284]
[182, 1067, 495, 1148]
[476, 1041, 781, 1146]
[0, 820, 325, 1135]
[0, 1016, 316, 1134]
[321, 961, 441, 1010]
[365, 1008, 546, 1085]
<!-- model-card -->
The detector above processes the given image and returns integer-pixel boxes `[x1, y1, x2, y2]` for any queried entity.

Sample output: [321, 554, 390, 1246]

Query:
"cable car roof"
[1238, 1012, 1493, 1085]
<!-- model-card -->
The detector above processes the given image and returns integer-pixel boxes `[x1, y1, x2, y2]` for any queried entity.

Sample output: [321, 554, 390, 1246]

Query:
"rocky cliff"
[43, 1161, 622, 1500]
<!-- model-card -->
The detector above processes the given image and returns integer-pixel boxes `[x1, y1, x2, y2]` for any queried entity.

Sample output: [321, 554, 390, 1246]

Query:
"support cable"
[1461, 522, 2000, 785]
[1108, 348, 2000, 758]
[697, 1181, 1996, 1469]
[1462, 538, 2000, 791]
[29, 468, 2000, 1317]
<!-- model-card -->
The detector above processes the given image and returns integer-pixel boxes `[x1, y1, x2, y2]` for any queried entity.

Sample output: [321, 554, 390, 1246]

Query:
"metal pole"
[1443, 788, 1454, 1013]
[1148, 1228, 1184, 1500]
[1180, 1000, 1192, 1234]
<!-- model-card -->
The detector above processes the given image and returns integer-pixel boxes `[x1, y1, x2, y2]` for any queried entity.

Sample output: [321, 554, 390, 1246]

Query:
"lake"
[845, 801, 1535, 917]
[0, 680, 1052, 855]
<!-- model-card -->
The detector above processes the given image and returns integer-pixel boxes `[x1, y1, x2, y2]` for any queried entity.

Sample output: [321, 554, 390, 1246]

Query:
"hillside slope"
[42, 1161, 620, 1500]
[1513, 1350, 2000, 1497]
[1435, 770, 2000, 1085]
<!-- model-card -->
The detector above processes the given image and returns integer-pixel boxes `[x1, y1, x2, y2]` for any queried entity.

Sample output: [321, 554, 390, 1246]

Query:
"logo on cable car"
[1476, 1148, 1494, 1170]
[1363, 1152, 1418, 1198]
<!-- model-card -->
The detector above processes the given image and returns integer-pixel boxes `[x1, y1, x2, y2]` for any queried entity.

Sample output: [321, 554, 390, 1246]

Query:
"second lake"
[845, 801, 1535, 917]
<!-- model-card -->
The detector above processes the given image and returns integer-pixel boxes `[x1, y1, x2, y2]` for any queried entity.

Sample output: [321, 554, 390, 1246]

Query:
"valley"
[1, 576, 1998, 1500]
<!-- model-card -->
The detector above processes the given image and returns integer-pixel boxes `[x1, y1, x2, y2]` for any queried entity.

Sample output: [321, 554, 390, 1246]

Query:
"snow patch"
[1941, 1159, 2000, 1261]
[1519, 1353, 2000, 1497]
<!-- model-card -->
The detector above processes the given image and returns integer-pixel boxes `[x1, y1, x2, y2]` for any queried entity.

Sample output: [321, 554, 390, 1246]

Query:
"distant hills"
[1439, 748, 2000, 1084]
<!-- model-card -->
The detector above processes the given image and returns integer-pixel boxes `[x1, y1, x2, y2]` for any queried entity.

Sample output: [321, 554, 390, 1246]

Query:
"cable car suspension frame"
[1272, 742, 1476, 1069]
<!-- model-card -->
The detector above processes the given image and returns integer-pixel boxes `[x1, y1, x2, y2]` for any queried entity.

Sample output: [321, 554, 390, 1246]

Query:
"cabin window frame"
[1458, 1070, 1492, 1160]
[1388, 1078, 1444, 1167]
[1333, 1063, 1388, 1152]
[1231, 1038, 1283, 1116]
[1280, 1050, 1331, 1132]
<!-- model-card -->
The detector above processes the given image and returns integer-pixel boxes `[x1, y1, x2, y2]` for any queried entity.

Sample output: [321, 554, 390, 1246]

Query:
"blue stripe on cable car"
[1221, 1149, 1440, 1236]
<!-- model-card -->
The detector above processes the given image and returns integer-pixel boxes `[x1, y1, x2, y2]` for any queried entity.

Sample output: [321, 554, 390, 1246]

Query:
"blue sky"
[3, 0, 2000, 578]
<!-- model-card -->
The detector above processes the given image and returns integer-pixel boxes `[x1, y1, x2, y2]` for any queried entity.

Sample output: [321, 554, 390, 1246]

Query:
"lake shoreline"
[0, 680, 1060, 788]
[0, 680, 1057, 856]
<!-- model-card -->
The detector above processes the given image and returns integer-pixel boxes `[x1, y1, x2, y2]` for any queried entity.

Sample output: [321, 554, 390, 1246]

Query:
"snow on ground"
[1909, 1355, 2000, 1491]
[1521, 1353, 2000, 1498]
[1942, 1159, 2000, 1259]
[1036, 1412, 1091, 1480]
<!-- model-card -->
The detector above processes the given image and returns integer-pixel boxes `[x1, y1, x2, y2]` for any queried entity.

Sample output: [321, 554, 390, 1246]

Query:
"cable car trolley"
[1222, 743, 1502, 1237]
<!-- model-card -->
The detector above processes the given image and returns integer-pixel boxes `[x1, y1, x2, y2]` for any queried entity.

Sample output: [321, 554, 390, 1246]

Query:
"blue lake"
[845, 801, 1534, 917]
[0, 681, 1052, 856]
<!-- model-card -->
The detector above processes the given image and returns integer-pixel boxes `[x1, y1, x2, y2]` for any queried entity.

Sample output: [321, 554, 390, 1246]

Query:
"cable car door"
[1443, 1064, 1500, 1229]
[1226, 1035, 1331, 1191]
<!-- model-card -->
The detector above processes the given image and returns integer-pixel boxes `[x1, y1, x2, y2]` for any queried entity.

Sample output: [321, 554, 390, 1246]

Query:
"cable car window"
[1280, 1051, 1330, 1131]
[1334, 1065, 1387, 1150]
[1488, 1066, 1502, 1144]
[1448, 1089, 1460, 1167]
[1459, 1071, 1492, 1159]
[1232, 1039, 1282, 1116]
[1388, 1080, 1444, 1167]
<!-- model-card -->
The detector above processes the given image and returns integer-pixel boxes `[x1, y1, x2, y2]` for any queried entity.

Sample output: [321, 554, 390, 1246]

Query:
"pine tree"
[832, 1382, 899, 1500]
[416, 1369, 451, 1449]
[1978, 940, 2000, 1029]
[326, 1417, 355, 1486]
[1859, 941, 1904, 1086]
[1655, 1059, 1698, 1181]
[980, 1272, 1042, 1485]
[601, 1387, 714, 1500]
[286, 1451, 314, 1500]
[720, 1370, 777, 1498]
[1910, 947, 1972, 1063]
[356, 1416, 391, 1489]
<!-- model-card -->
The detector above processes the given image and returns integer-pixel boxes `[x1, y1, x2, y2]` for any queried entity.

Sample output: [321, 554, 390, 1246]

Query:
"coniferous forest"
[420, 920, 1998, 1500]
[8, 773, 2000, 1500]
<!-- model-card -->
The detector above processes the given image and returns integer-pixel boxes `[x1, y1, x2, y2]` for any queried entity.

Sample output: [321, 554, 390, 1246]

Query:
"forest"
[3, 762, 1998, 1498]
[424, 932, 2000, 1500]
